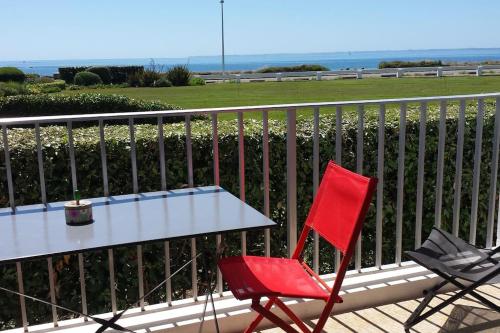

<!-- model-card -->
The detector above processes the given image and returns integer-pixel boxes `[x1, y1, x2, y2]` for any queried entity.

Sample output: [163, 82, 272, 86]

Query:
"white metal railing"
[0, 92, 500, 331]
[195, 64, 500, 82]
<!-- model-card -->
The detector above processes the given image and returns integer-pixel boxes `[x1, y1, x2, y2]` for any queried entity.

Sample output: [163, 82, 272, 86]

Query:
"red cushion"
[218, 256, 329, 301]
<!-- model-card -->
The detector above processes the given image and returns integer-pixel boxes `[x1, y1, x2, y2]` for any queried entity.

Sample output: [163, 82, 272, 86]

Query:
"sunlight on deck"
[261, 284, 500, 333]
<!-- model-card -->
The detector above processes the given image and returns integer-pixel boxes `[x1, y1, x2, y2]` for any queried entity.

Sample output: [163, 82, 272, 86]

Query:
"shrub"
[166, 65, 191, 86]
[58, 67, 87, 83]
[0, 67, 26, 83]
[155, 77, 172, 87]
[0, 93, 181, 117]
[142, 69, 162, 87]
[0, 82, 29, 97]
[379, 60, 444, 69]
[0, 101, 498, 329]
[257, 64, 329, 73]
[108, 66, 144, 84]
[25, 74, 41, 83]
[189, 77, 206, 86]
[74, 71, 103, 86]
[27, 80, 66, 94]
[127, 72, 143, 87]
[87, 67, 112, 84]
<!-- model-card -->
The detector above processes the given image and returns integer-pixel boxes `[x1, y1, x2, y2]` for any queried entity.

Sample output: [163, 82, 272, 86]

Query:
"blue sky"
[1, 0, 499, 61]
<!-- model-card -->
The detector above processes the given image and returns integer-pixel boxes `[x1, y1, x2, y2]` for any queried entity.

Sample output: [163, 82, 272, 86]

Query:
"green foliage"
[0, 102, 498, 329]
[58, 67, 87, 83]
[0, 67, 26, 83]
[0, 82, 29, 97]
[87, 66, 112, 84]
[189, 77, 206, 86]
[27, 80, 66, 94]
[0, 93, 181, 117]
[166, 65, 192, 86]
[379, 60, 444, 69]
[142, 70, 162, 87]
[155, 77, 172, 87]
[257, 64, 330, 73]
[74, 71, 103, 86]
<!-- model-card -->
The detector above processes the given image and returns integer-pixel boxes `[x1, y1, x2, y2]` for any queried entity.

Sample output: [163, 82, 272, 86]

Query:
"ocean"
[2, 48, 500, 77]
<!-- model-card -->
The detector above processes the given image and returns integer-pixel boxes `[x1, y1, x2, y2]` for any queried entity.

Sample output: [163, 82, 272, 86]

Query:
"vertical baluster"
[16, 262, 28, 332]
[312, 107, 320, 273]
[212, 113, 223, 295]
[129, 118, 138, 194]
[395, 103, 407, 265]
[263, 111, 271, 258]
[238, 112, 246, 255]
[185, 115, 197, 301]
[335, 106, 342, 272]
[99, 119, 109, 197]
[469, 99, 485, 245]
[78, 253, 88, 321]
[287, 108, 297, 257]
[67, 121, 77, 192]
[137, 245, 145, 311]
[452, 100, 466, 237]
[434, 101, 447, 228]
[108, 249, 117, 314]
[486, 98, 500, 248]
[375, 104, 385, 268]
[415, 102, 427, 248]
[2, 126, 15, 210]
[355, 105, 364, 271]
[164, 241, 172, 305]
[158, 116, 166, 191]
[35, 123, 47, 205]
[47, 258, 58, 326]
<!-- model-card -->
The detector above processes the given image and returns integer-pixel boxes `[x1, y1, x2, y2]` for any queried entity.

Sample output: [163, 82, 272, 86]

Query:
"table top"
[0, 186, 276, 264]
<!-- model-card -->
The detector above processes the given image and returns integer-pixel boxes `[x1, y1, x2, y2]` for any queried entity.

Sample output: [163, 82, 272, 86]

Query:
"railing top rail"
[1, 92, 499, 125]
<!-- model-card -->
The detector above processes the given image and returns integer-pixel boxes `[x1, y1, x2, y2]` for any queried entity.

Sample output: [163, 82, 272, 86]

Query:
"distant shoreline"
[2, 48, 500, 76]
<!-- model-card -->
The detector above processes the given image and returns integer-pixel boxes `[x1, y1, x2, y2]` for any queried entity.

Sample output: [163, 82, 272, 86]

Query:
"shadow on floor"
[439, 305, 500, 333]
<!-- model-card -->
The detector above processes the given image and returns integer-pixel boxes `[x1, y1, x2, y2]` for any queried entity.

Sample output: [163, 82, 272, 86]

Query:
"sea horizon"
[2, 47, 500, 76]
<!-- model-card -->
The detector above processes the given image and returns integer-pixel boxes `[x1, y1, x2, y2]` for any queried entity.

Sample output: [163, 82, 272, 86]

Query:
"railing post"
[486, 98, 500, 248]
[287, 107, 297, 257]
[236, 74, 241, 84]
[436, 67, 443, 77]
[277, 73, 282, 82]
[316, 71, 322, 81]
[357, 69, 363, 79]
[477, 65, 483, 76]
[396, 68, 404, 78]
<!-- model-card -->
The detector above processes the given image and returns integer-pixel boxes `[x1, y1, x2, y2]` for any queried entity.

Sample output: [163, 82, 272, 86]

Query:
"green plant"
[127, 72, 143, 87]
[155, 77, 172, 87]
[87, 67, 112, 84]
[58, 67, 87, 83]
[0, 67, 26, 83]
[0, 93, 181, 117]
[74, 71, 103, 86]
[108, 66, 144, 84]
[257, 64, 329, 73]
[142, 70, 162, 87]
[189, 77, 206, 86]
[166, 65, 192, 86]
[0, 82, 29, 97]
[379, 60, 444, 69]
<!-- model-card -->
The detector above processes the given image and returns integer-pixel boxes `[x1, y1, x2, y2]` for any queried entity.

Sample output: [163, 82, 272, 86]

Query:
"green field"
[63, 76, 500, 119]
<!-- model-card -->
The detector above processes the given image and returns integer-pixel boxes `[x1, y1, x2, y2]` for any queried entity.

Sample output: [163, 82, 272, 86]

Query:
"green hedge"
[0, 102, 498, 329]
[379, 60, 444, 69]
[0, 67, 26, 83]
[257, 64, 330, 73]
[0, 93, 181, 118]
[59, 66, 144, 84]
[74, 71, 102, 86]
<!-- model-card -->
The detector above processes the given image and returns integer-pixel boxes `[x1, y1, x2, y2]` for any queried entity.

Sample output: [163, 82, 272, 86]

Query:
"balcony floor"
[261, 284, 500, 333]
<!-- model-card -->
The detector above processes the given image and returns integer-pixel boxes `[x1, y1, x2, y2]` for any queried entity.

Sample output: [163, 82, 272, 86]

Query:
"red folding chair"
[218, 161, 377, 333]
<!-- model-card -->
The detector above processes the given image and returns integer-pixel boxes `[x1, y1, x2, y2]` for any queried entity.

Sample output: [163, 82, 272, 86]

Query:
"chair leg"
[251, 299, 300, 333]
[274, 298, 311, 333]
[245, 298, 276, 333]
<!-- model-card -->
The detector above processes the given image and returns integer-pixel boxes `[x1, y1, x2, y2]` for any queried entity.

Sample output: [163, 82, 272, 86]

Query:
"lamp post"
[220, 0, 225, 78]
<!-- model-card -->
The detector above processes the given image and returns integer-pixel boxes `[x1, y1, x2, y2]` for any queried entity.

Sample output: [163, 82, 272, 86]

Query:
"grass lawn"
[63, 76, 500, 119]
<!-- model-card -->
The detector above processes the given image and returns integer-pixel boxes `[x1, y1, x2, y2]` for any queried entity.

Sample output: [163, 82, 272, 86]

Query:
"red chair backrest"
[303, 161, 377, 254]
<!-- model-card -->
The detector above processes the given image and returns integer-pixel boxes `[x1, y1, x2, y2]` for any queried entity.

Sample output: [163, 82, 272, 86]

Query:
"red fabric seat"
[218, 256, 329, 301]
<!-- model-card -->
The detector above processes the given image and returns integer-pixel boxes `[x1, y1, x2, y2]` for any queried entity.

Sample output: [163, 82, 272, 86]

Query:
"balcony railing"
[0, 92, 499, 332]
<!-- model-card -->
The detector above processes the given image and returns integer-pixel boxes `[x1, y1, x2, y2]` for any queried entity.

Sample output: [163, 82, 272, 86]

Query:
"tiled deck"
[261, 284, 500, 333]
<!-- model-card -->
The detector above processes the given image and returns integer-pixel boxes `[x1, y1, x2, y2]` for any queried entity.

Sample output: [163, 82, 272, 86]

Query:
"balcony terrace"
[0, 93, 499, 332]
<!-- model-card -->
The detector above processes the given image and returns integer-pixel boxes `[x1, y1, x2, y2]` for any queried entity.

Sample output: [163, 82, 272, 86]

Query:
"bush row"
[257, 64, 330, 73]
[58, 66, 144, 84]
[0, 102, 498, 328]
[379, 60, 444, 69]
[0, 67, 26, 83]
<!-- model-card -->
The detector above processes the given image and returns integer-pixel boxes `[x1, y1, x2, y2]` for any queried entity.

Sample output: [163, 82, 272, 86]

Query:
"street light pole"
[220, 0, 225, 78]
